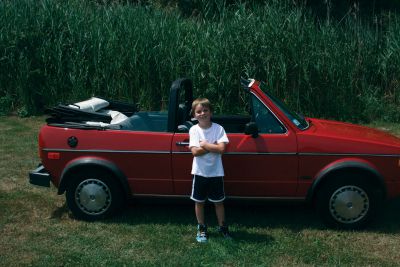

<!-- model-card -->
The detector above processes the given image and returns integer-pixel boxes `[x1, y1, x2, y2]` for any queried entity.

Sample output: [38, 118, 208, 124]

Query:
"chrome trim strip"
[248, 79, 256, 87]
[225, 152, 297, 155]
[227, 196, 305, 201]
[299, 152, 400, 158]
[43, 148, 399, 157]
[43, 148, 170, 154]
[172, 152, 297, 155]
[132, 193, 306, 201]
[133, 194, 189, 198]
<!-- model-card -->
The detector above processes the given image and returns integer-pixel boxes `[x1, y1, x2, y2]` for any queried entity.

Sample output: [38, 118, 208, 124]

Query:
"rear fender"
[58, 158, 131, 197]
[306, 158, 386, 202]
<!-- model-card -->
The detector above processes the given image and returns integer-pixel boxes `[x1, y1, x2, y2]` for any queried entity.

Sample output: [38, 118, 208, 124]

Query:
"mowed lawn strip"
[1, 116, 400, 266]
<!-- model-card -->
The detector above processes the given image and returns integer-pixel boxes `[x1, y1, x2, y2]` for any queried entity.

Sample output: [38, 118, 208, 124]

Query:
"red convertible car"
[29, 78, 400, 229]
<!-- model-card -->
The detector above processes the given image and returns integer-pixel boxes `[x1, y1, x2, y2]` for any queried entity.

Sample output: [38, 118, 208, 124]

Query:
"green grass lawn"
[1, 116, 400, 266]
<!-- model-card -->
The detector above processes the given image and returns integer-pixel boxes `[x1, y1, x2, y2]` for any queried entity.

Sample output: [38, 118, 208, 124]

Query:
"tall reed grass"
[0, 0, 399, 121]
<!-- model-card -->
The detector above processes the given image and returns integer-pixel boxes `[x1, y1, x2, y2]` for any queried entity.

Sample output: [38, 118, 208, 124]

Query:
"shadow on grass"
[51, 202, 70, 219]
[108, 198, 323, 232]
[229, 230, 274, 244]
[50, 197, 400, 234]
[370, 198, 400, 233]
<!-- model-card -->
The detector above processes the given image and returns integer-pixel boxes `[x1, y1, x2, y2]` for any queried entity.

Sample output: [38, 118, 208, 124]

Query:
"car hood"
[298, 118, 400, 154]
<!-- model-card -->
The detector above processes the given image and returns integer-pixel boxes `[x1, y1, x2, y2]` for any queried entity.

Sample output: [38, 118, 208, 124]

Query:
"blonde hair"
[191, 98, 213, 116]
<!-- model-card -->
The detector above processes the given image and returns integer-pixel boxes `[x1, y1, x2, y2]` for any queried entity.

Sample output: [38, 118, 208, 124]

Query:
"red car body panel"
[35, 79, 400, 204]
[296, 119, 400, 198]
[172, 132, 298, 197]
[40, 127, 175, 194]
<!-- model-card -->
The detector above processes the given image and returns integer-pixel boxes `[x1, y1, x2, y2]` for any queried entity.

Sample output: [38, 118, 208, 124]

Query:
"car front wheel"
[66, 170, 123, 221]
[315, 175, 381, 229]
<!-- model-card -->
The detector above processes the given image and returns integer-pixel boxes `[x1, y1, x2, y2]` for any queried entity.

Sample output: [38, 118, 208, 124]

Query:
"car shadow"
[108, 198, 282, 244]
[108, 198, 324, 232]
[228, 230, 274, 244]
[369, 198, 400, 233]
[51, 197, 400, 234]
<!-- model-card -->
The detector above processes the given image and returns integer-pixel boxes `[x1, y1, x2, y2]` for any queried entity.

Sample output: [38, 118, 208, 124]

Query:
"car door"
[171, 132, 193, 195]
[171, 94, 298, 198]
[98, 112, 174, 196]
[223, 94, 298, 197]
[120, 130, 174, 195]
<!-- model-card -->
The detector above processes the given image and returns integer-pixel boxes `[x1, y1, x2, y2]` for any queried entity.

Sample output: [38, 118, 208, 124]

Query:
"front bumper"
[29, 164, 51, 187]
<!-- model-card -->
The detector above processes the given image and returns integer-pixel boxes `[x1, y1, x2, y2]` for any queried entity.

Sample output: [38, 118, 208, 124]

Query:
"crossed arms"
[190, 140, 226, 156]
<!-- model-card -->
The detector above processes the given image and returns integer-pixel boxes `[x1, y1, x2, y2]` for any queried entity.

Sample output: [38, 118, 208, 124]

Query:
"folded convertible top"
[45, 97, 138, 125]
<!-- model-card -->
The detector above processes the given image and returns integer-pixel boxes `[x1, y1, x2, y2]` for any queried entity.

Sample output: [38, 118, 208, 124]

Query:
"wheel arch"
[307, 159, 387, 203]
[58, 158, 131, 198]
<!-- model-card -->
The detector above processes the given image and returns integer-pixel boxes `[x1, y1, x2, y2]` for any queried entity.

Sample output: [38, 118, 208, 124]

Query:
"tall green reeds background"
[0, 0, 399, 122]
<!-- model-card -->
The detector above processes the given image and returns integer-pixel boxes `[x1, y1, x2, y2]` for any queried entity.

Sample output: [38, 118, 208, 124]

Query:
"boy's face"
[193, 104, 212, 124]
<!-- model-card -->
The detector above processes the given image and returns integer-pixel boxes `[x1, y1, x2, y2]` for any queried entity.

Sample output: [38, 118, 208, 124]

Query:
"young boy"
[189, 98, 231, 243]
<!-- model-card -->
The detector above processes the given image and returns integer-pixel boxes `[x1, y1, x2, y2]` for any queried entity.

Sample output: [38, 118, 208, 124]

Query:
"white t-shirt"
[189, 123, 229, 177]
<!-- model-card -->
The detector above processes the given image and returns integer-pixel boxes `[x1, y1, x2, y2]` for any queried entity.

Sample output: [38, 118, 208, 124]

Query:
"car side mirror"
[245, 122, 259, 138]
[177, 125, 189, 133]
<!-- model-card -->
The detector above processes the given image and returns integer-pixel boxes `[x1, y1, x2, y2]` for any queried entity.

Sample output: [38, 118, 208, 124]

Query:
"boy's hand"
[190, 146, 208, 156]
[199, 140, 209, 148]
[199, 140, 226, 154]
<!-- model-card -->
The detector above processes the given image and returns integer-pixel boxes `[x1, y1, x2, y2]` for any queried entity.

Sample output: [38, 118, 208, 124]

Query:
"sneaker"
[218, 225, 232, 239]
[196, 224, 208, 243]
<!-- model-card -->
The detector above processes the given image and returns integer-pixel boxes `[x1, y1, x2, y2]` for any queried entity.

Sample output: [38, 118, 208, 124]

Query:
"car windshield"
[259, 82, 309, 130]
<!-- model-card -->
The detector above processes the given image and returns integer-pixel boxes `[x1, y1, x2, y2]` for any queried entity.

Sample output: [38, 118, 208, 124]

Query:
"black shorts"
[190, 175, 225, 203]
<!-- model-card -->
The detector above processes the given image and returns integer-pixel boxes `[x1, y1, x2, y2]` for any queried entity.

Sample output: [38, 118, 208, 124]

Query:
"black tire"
[315, 174, 381, 230]
[66, 169, 123, 221]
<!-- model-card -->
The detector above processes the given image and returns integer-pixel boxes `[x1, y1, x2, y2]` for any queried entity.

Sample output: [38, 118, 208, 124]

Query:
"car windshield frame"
[259, 82, 309, 130]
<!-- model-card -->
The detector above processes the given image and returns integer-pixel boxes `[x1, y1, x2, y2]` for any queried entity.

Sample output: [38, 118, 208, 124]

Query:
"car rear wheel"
[315, 175, 381, 229]
[66, 170, 123, 221]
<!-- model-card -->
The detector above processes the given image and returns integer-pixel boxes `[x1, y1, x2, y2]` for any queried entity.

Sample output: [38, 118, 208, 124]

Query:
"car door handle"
[176, 142, 189, 146]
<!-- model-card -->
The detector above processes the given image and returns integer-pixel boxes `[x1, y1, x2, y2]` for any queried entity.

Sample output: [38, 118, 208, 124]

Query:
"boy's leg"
[209, 177, 232, 239]
[195, 202, 205, 225]
[191, 175, 209, 242]
[214, 202, 225, 226]
[195, 202, 208, 243]
[208, 176, 226, 226]
[191, 175, 207, 224]
[215, 202, 232, 238]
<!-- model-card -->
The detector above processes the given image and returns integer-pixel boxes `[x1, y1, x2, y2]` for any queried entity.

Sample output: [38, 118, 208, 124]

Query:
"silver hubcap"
[75, 179, 112, 215]
[329, 185, 369, 224]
